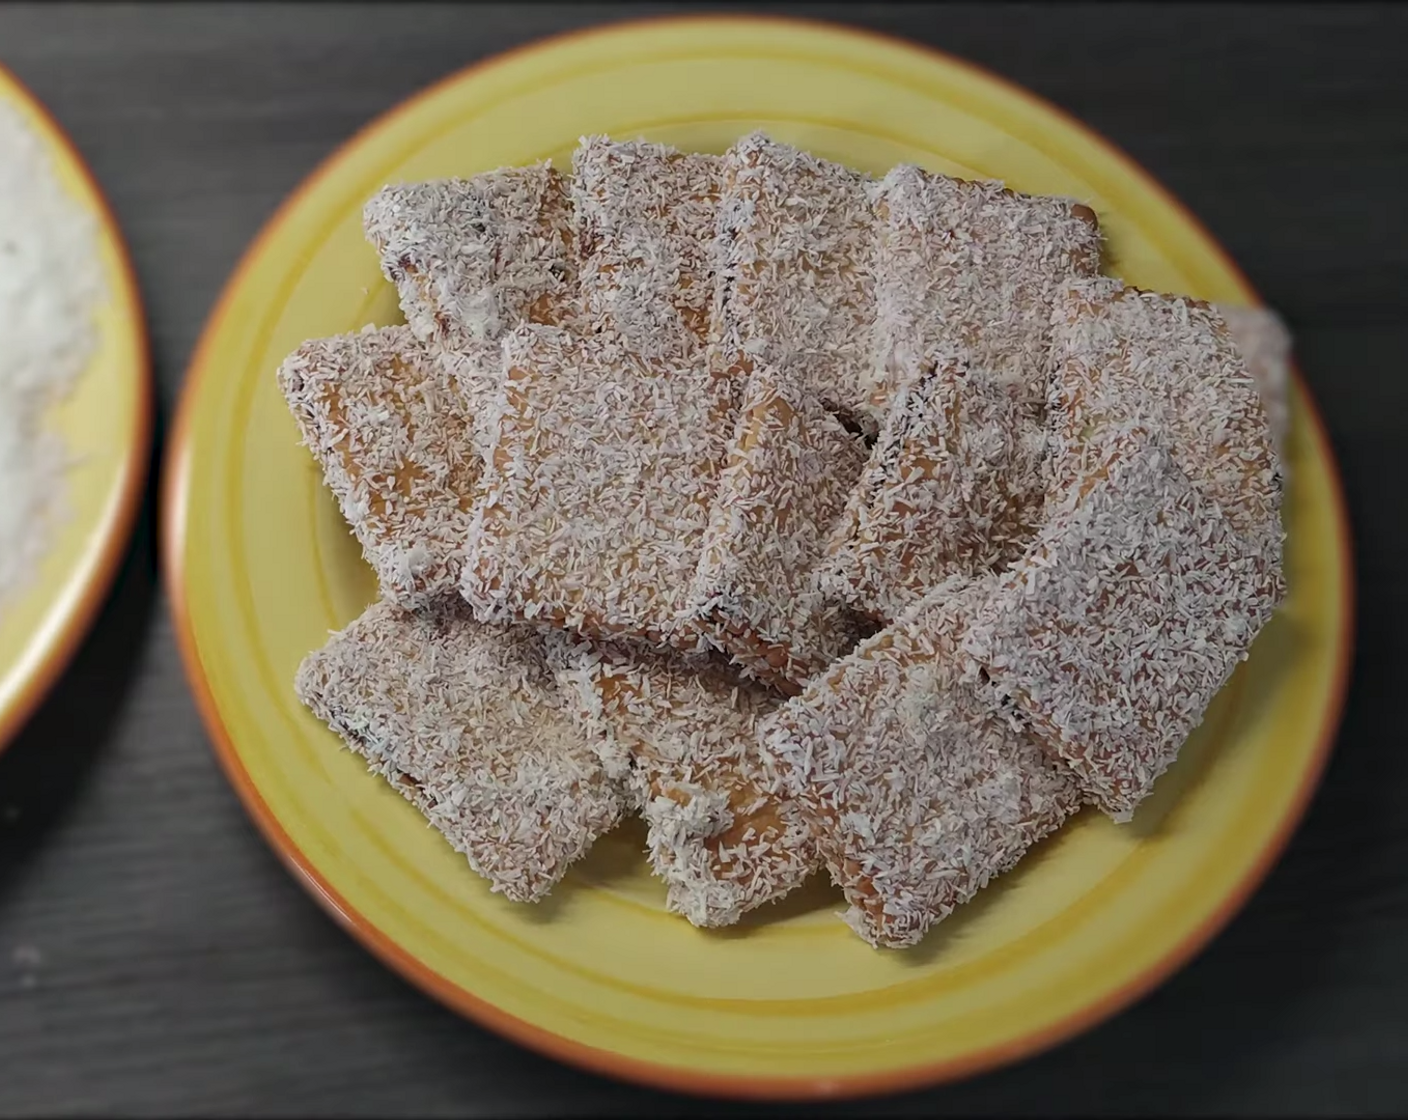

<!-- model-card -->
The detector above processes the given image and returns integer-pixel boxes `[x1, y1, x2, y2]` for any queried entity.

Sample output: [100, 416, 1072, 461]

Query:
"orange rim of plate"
[160, 13, 1356, 1101]
[0, 63, 153, 758]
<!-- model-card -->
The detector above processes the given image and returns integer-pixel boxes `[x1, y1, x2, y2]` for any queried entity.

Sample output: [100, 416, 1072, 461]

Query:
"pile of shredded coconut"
[0, 101, 104, 605]
[280, 131, 1288, 950]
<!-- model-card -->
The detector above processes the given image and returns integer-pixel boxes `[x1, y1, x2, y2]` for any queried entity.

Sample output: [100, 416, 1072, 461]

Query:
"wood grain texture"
[0, 2, 1403, 1115]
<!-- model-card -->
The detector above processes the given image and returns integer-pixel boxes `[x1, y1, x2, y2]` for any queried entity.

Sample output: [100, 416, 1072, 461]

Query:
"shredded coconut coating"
[573, 137, 721, 361]
[295, 599, 624, 904]
[554, 639, 813, 927]
[962, 430, 1285, 821]
[1046, 279, 1282, 544]
[463, 138, 737, 647]
[277, 326, 482, 609]
[759, 575, 1082, 949]
[463, 324, 734, 648]
[689, 362, 870, 690]
[865, 163, 1101, 421]
[821, 165, 1099, 616]
[363, 166, 576, 453]
[822, 352, 1046, 623]
[713, 132, 877, 418]
[1218, 303, 1293, 456]
[363, 164, 576, 350]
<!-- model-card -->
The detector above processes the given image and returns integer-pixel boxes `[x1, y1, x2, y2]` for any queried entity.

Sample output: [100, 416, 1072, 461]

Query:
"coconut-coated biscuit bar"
[462, 324, 734, 649]
[758, 575, 1082, 949]
[865, 163, 1102, 422]
[1045, 278, 1282, 545]
[556, 639, 815, 928]
[277, 325, 482, 609]
[713, 132, 878, 419]
[688, 361, 870, 690]
[295, 599, 625, 904]
[362, 164, 576, 351]
[573, 137, 722, 361]
[962, 429, 1285, 821]
[821, 351, 1046, 624]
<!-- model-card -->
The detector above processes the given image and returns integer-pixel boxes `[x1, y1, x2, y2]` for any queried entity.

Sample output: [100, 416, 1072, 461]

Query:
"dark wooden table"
[0, 3, 1401, 1115]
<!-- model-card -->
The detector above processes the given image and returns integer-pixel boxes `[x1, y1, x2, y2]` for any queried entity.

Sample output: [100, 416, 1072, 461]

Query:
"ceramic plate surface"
[163, 16, 1353, 1099]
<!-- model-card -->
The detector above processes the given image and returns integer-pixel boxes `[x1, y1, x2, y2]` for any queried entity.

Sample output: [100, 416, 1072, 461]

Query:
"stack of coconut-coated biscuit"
[278, 133, 1287, 949]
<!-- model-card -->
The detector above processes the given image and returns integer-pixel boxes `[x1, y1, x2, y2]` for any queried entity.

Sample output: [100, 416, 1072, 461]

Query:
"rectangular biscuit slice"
[363, 164, 576, 352]
[556, 640, 815, 927]
[573, 137, 722, 361]
[866, 164, 1102, 420]
[277, 325, 482, 609]
[688, 362, 871, 690]
[820, 168, 1100, 614]
[714, 132, 877, 418]
[961, 430, 1286, 821]
[821, 352, 1046, 623]
[463, 324, 735, 648]
[759, 575, 1082, 949]
[1046, 279, 1282, 544]
[363, 165, 576, 454]
[295, 599, 625, 904]
[464, 140, 734, 646]
[1217, 304, 1293, 456]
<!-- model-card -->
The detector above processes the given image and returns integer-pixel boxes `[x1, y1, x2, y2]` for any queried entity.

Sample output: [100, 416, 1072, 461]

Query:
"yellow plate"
[163, 15, 1353, 1100]
[0, 65, 151, 755]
